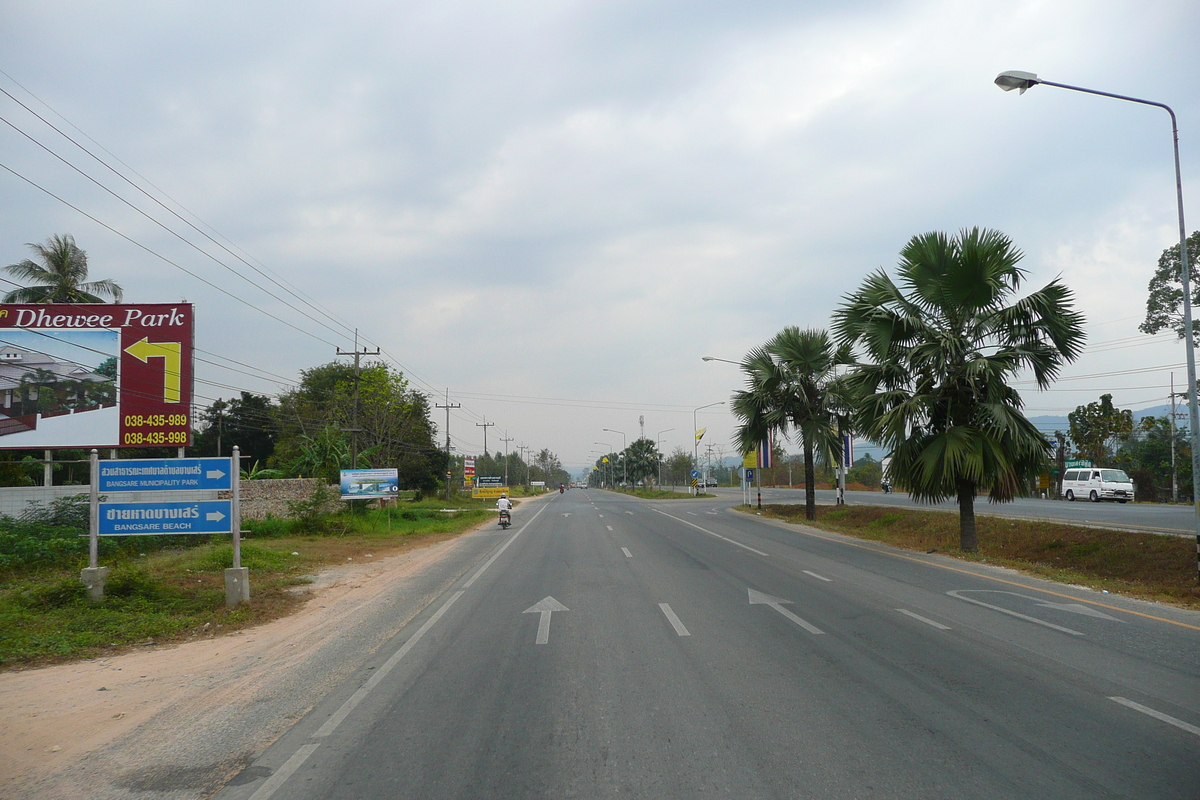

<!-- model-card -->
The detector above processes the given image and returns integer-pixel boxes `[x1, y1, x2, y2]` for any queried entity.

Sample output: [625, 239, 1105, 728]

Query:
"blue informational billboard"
[98, 500, 233, 536]
[98, 457, 233, 492]
[340, 468, 400, 499]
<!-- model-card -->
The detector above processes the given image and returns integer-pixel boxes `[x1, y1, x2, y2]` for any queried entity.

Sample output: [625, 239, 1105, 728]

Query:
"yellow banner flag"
[695, 427, 707, 442]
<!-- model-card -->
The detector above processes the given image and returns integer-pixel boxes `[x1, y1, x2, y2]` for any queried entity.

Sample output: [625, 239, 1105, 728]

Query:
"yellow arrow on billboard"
[124, 338, 182, 403]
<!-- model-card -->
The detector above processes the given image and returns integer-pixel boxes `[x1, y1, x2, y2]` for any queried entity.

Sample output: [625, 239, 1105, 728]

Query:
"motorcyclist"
[559, 483, 565, 494]
[497, 493, 513, 513]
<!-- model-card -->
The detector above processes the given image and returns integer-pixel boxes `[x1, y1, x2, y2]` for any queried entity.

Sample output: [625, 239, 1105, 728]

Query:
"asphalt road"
[215, 489, 1200, 799]
[709, 485, 1199, 538]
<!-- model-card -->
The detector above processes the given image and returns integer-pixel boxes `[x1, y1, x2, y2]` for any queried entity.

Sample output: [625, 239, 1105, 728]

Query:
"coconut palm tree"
[732, 326, 852, 521]
[832, 227, 1085, 551]
[3, 234, 123, 303]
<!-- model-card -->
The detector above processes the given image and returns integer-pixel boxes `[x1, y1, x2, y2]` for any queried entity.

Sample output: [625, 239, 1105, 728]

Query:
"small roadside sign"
[1065, 459, 1093, 469]
[98, 458, 232, 492]
[691, 469, 700, 479]
[98, 500, 233, 536]
[745, 469, 755, 482]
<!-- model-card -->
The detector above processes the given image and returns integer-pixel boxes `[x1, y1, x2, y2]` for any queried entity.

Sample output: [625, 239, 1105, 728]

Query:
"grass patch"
[604, 487, 716, 499]
[0, 498, 497, 668]
[747, 504, 1200, 609]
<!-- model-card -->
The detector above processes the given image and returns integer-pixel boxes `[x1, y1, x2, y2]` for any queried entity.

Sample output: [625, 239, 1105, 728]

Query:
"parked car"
[1060, 468, 1134, 503]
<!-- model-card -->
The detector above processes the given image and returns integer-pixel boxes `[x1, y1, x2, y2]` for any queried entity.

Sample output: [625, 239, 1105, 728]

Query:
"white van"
[1060, 468, 1135, 503]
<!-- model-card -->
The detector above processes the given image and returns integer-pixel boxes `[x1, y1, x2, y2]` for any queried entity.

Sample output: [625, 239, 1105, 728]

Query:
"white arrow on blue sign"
[98, 458, 233, 492]
[98, 500, 233, 536]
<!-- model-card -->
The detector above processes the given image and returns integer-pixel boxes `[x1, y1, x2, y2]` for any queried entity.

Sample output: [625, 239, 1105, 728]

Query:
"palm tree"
[732, 327, 851, 521]
[832, 227, 1085, 551]
[624, 438, 661, 488]
[3, 234, 123, 303]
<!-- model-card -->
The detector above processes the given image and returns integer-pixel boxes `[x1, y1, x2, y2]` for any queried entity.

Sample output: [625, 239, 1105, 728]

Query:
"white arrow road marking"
[658, 603, 691, 636]
[206, 469, 225, 480]
[896, 609, 951, 630]
[206, 511, 226, 522]
[947, 590, 1084, 635]
[1109, 697, 1200, 738]
[803, 570, 832, 582]
[622, 547, 632, 558]
[748, 589, 824, 634]
[524, 596, 569, 645]
[651, 509, 769, 556]
[1033, 600, 1124, 621]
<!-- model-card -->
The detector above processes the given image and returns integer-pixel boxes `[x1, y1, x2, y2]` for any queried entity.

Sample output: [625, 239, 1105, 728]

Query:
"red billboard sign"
[0, 304, 194, 449]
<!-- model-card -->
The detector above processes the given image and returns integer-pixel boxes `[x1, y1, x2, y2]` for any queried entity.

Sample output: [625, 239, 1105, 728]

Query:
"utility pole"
[336, 330, 380, 469]
[476, 416, 495, 456]
[1170, 373, 1187, 503]
[436, 388, 461, 499]
[500, 431, 514, 487]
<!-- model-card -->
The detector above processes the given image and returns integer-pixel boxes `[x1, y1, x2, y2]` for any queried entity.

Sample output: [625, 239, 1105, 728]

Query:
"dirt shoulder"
[0, 493, 550, 799]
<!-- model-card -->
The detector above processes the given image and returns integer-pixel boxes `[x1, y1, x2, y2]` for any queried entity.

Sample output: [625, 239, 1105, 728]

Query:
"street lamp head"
[995, 70, 1040, 95]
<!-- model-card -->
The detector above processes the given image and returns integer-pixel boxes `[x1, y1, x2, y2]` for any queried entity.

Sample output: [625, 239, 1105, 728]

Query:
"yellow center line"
[740, 510, 1200, 632]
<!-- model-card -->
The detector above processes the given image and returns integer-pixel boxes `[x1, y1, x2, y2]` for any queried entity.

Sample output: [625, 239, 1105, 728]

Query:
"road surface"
[215, 489, 1200, 799]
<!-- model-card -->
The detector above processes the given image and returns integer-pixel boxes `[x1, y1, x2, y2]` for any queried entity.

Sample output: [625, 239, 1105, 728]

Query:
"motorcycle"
[559, 485, 565, 494]
[881, 480, 892, 494]
[499, 509, 511, 529]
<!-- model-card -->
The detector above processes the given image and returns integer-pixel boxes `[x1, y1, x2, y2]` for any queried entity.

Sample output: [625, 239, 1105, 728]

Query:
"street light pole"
[693, 401, 725, 495]
[603, 429, 626, 488]
[996, 70, 1199, 582]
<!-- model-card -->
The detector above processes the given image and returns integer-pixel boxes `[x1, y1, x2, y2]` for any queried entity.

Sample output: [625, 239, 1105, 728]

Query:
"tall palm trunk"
[957, 478, 978, 552]
[803, 440, 816, 521]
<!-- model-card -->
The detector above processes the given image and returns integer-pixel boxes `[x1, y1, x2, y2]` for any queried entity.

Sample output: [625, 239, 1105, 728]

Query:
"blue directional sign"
[745, 469, 755, 482]
[98, 458, 233, 492]
[691, 469, 700, 479]
[98, 500, 233, 536]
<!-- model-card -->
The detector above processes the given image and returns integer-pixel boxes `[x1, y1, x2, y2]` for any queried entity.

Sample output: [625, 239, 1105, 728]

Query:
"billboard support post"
[82, 449, 108, 601]
[225, 446, 249, 606]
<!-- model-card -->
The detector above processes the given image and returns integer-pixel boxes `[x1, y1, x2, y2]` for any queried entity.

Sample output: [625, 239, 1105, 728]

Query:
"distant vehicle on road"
[704, 477, 719, 487]
[1061, 467, 1134, 503]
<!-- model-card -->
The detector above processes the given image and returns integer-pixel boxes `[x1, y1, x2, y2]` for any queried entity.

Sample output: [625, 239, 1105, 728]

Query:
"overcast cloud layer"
[2, 0, 1197, 471]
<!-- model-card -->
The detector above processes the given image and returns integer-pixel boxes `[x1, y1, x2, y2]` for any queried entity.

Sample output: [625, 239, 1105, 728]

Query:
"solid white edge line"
[462, 501, 550, 588]
[803, 570, 832, 582]
[659, 603, 691, 636]
[896, 608, 951, 630]
[622, 547, 632, 557]
[313, 590, 465, 738]
[1109, 697, 1200, 738]
[651, 508, 769, 556]
[246, 743, 321, 800]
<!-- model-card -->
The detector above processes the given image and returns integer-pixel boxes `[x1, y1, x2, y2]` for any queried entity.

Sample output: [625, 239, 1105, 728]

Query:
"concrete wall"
[0, 478, 337, 521]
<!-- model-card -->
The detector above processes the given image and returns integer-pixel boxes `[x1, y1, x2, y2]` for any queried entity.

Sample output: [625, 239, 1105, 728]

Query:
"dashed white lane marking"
[896, 609, 951, 630]
[622, 547, 632, 558]
[606, 525, 613, 531]
[1109, 697, 1200, 738]
[247, 744, 321, 800]
[803, 570, 832, 582]
[659, 603, 691, 636]
[651, 508, 770, 557]
[686, 511, 698, 516]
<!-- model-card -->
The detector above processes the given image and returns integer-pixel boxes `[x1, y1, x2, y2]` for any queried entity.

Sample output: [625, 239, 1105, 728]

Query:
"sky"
[2, 0, 1198, 474]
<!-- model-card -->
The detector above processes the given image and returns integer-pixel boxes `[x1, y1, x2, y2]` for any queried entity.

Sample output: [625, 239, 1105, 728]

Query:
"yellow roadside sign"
[472, 487, 508, 499]
[743, 450, 757, 469]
